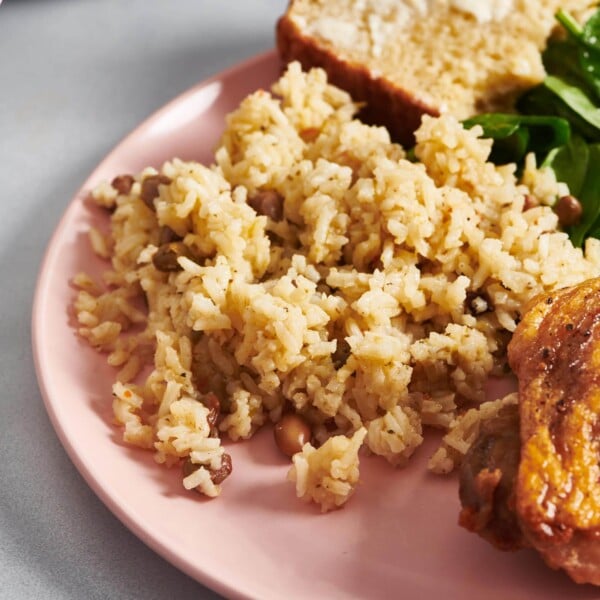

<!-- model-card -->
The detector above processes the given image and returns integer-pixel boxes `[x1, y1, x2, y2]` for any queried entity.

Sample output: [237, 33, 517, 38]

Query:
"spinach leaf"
[462, 113, 570, 164]
[580, 48, 600, 100]
[583, 220, 600, 241]
[458, 8, 600, 248]
[582, 9, 600, 51]
[544, 75, 600, 135]
[565, 144, 600, 247]
[489, 127, 530, 165]
[556, 9, 587, 42]
[555, 9, 600, 102]
[557, 8, 600, 53]
[518, 82, 600, 141]
[542, 133, 589, 197]
[542, 39, 591, 91]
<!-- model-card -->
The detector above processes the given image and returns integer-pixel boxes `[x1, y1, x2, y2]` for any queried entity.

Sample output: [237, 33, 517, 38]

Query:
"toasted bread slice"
[277, 0, 595, 144]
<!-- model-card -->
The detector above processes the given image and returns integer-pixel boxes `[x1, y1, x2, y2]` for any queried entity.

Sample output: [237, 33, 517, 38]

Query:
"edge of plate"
[31, 48, 280, 600]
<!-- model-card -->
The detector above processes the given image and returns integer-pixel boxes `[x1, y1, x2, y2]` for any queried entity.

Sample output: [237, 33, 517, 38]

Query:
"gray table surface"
[0, 1, 287, 598]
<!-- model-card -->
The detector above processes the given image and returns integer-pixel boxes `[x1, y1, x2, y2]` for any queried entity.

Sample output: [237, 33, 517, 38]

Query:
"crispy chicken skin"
[508, 277, 600, 585]
[459, 278, 600, 584]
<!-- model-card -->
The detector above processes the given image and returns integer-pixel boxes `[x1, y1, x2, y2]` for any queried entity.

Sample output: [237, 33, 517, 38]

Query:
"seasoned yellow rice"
[74, 62, 600, 511]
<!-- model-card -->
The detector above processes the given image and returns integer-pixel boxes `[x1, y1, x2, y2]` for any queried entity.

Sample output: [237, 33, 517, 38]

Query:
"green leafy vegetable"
[556, 8, 600, 101]
[542, 39, 585, 83]
[556, 9, 588, 44]
[541, 133, 589, 197]
[580, 9, 600, 51]
[565, 144, 600, 247]
[518, 82, 600, 141]
[544, 75, 600, 134]
[580, 48, 600, 100]
[463, 7, 600, 248]
[462, 114, 570, 164]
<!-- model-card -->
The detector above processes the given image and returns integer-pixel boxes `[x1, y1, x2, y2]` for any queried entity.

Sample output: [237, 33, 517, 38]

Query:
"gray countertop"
[0, 1, 286, 598]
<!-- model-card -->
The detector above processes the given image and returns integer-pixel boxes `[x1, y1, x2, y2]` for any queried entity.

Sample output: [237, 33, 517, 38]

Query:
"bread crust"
[276, 13, 439, 146]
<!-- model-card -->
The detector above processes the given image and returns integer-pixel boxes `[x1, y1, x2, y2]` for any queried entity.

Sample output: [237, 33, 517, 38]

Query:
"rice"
[288, 427, 367, 512]
[73, 62, 600, 511]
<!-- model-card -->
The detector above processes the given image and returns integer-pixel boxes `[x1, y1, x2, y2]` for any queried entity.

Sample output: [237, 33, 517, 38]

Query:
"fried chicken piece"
[458, 401, 527, 551]
[459, 278, 600, 584]
[507, 277, 600, 585]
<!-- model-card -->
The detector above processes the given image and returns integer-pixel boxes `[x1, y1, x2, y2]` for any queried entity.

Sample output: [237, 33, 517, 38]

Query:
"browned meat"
[458, 402, 527, 551]
[459, 277, 600, 584]
[508, 277, 600, 585]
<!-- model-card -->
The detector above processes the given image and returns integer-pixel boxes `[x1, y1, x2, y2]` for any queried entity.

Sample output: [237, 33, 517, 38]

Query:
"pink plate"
[32, 51, 600, 600]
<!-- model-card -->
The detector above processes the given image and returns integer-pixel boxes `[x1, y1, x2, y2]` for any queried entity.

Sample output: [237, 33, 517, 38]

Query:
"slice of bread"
[277, 0, 595, 144]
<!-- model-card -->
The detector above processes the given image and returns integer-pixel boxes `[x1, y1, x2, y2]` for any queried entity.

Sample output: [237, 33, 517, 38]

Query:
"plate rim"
[30, 47, 600, 600]
[31, 49, 280, 600]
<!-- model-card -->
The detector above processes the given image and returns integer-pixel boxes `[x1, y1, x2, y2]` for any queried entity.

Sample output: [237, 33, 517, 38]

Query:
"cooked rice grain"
[74, 62, 600, 511]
